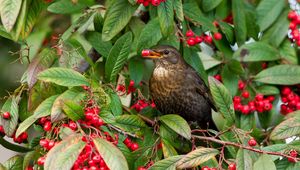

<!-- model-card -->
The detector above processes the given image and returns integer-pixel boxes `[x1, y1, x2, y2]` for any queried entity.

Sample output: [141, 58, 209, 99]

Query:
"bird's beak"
[142, 49, 162, 59]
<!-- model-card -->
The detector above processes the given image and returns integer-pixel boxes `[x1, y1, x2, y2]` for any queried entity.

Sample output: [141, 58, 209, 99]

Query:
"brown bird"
[143, 45, 216, 129]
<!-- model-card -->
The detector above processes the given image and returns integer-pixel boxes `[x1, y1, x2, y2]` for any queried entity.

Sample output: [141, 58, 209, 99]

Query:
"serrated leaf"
[280, 39, 298, 64]
[105, 32, 132, 83]
[183, 2, 216, 32]
[157, 0, 174, 36]
[47, 0, 88, 14]
[208, 77, 235, 126]
[177, 148, 219, 169]
[44, 134, 84, 170]
[199, 52, 222, 70]
[102, 0, 137, 41]
[218, 21, 234, 44]
[159, 114, 191, 140]
[115, 115, 146, 128]
[27, 48, 57, 89]
[38, 67, 90, 87]
[233, 42, 280, 62]
[0, 0, 22, 32]
[15, 95, 59, 137]
[232, 0, 247, 45]
[262, 144, 288, 161]
[237, 149, 253, 170]
[109, 92, 122, 116]
[86, 31, 112, 58]
[51, 88, 85, 122]
[137, 18, 162, 53]
[62, 100, 84, 121]
[148, 155, 183, 170]
[256, 85, 279, 95]
[93, 137, 129, 170]
[162, 139, 178, 158]
[202, 0, 222, 12]
[129, 59, 144, 85]
[254, 65, 300, 85]
[256, 0, 285, 32]
[173, 0, 183, 21]
[0, 97, 19, 137]
[240, 114, 255, 131]
[253, 154, 276, 170]
[270, 116, 300, 140]
[3, 155, 23, 170]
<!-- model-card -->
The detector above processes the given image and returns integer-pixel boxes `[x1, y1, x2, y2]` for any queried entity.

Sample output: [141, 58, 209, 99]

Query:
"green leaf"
[157, 0, 174, 36]
[0, 136, 32, 153]
[10, 0, 27, 41]
[86, 31, 112, 58]
[38, 67, 90, 87]
[27, 48, 57, 89]
[105, 32, 132, 82]
[270, 116, 300, 140]
[62, 100, 84, 121]
[23, 151, 40, 170]
[44, 134, 85, 170]
[183, 2, 216, 32]
[51, 88, 85, 122]
[256, 0, 285, 31]
[15, 95, 59, 137]
[218, 21, 234, 44]
[240, 114, 255, 131]
[262, 144, 288, 161]
[233, 42, 280, 62]
[0, 97, 19, 137]
[173, 0, 183, 21]
[221, 65, 239, 97]
[232, 0, 247, 45]
[208, 77, 235, 126]
[254, 65, 300, 85]
[261, 9, 289, 47]
[102, 0, 137, 41]
[162, 139, 178, 158]
[137, 18, 162, 53]
[0, 0, 22, 32]
[148, 155, 183, 170]
[202, 0, 222, 12]
[129, 59, 144, 85]
[256, 85, 279, 95]
[236, 149, 253, 170]
[3, 155, 23, 170]
[159, 114, 191, 140]
[198, 52, 222, 70]
[109, 93, 123, 116]
[177, 148, 219, 169]
[47, 0, 89, 14]
[253, 154, 276, 170]
[93, 137, 129, 170]
[280, 39, 298, 64]
[115, 115, 146, 128]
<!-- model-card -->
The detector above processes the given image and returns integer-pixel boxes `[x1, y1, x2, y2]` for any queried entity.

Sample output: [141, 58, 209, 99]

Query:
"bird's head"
[142, 45, 184, 67]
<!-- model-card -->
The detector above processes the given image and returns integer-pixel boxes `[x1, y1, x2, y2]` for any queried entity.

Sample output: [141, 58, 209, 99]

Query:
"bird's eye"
[163, 50, 169, 55]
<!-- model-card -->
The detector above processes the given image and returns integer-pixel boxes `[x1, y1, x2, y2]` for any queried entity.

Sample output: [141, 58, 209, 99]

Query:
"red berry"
[26, 166, 34, 170]
[264, 102, 272, 111]
[123, 137, 131, 145]
[43, 121, 52, 132]
[185, 30, 194, 37]
[204, 35, 213, 44]
[47, 140, 55, 150]
[211, 168, 217, 170]
[82, 85, 90, 91]
[238, 81, 245, 90]
[290, 22, 297, 30]
[130, 142, 139, 151]
[39, 117, 48, 124]
[195, 36, 203, 44]
[233, 96, 241, 104]
[248, 138, 257, 146]
[21, 132, 28, 140]
[290, 150, 298, 157]
[2, 112, 11, 119]
[261, 62, 268, 69]
[137, 167, 147, 170]
[40, 139, 49, 148]
[187, 37, 196, 46]
[201, 166, 210, 170]
[213, 21, 219, 27]
[288, 11, 297, 20]
[255, 94, 264, 101]
[85, 111, 94, 120]
[37, 156, 45, 165]
[242, 91, 250, 98]
[214, 74, 222, 82]
[0, 125, 4, 135]
[151, 0, 160, 6]
[69, 121, 77, 131]
[141, 50, 150, 57]
[241, 105, 250, 115]
[213, 32, 222, 40]
[92, 155, 101, 163]
[228, 163, 236, 170]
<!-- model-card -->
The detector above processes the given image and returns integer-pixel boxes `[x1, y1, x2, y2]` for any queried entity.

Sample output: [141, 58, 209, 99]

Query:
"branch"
[193, 135, 300, 161]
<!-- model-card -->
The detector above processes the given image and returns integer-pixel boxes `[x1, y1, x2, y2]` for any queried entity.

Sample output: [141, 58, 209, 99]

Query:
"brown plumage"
[144, 45, 216, 128]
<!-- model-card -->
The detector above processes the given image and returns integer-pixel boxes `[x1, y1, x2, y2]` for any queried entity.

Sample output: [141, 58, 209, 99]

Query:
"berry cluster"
[137, 0, 165, 7]
[185, 29, 222, 46]
[288, 10, 300, 46]
[123, 137, 139, 151]
[39, 138, 58, 151]
[117, 80, 137, 95]
[79, 106, 104, 127]
[280, 86, 300, 115]
[131, 99, 156, 112]
[233, 81, 274, 115]
[288, 150, 298, 163]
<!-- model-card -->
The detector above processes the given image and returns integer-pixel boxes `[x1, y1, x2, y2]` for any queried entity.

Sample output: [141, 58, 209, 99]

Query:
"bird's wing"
[186, 69, 217, 111]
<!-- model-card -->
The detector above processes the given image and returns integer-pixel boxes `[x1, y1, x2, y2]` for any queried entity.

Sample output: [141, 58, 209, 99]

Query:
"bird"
[142, 45, 217, 129]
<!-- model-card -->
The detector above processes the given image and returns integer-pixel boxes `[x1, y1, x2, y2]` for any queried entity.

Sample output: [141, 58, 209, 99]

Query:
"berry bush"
[1, 0, 300, 170]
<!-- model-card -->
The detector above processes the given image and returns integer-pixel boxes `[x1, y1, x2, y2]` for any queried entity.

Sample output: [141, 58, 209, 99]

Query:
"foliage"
[0, 0, 300, 170]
